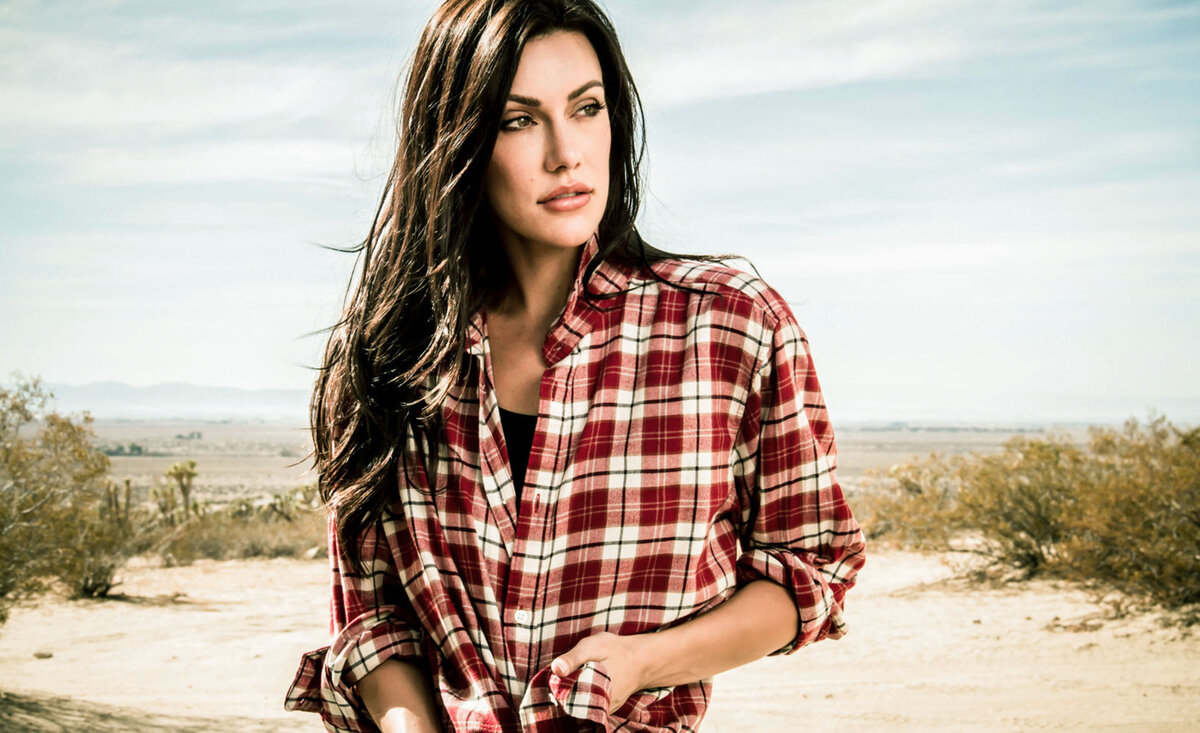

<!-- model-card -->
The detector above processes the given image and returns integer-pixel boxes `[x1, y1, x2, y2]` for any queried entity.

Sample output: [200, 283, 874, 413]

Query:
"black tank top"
[499, 407, 537, 502]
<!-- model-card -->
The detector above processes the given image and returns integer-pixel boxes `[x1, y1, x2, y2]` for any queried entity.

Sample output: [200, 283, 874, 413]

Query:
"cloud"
[628, 0, 1200, 104]
[0, 5, 407, 140]
[50, 138, 368, 187]
[631, 0, 970, 103]
[2, 0, 1197, 408]
[0, 34, 376, 137]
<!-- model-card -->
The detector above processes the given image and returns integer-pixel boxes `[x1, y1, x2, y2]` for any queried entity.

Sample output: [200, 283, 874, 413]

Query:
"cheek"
[485, 165, 516, 218]
[486, 143, 533, 206]
[592, 124, 612, 187]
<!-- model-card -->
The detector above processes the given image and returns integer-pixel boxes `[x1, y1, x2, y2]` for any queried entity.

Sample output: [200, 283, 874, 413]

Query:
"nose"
[544, 121, 582, 172]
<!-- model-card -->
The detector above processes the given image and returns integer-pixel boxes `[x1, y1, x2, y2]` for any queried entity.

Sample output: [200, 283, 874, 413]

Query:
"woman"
[285, 0, 865, 731]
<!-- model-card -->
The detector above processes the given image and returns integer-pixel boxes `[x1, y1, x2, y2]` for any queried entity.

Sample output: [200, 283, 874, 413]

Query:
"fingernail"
[552, 660, 566, 675]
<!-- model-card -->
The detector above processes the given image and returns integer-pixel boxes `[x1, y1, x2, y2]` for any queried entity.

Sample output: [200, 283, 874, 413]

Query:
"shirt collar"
[465, 233, 633, 362]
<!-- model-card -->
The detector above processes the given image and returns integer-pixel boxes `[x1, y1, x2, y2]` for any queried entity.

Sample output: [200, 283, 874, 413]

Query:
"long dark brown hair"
[314, 0, 730, 569]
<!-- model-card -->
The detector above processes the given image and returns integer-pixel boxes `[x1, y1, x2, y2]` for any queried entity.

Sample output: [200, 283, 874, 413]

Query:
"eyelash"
[579, 101, 606, 117]
[500, 101, 606, 132]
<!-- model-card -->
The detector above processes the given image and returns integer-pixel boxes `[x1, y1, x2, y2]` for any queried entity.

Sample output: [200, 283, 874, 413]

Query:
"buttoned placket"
[461, 236, 633, 697]
[478, 322, 599, 693]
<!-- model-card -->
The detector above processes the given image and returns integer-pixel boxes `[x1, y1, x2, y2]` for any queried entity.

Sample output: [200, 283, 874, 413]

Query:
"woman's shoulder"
[640, 256, 798, 330]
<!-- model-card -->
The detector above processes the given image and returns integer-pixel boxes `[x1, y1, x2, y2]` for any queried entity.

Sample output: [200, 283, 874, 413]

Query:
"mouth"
[538, 184, 592, 204]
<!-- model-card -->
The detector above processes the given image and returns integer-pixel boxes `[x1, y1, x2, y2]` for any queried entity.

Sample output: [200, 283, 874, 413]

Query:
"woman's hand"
[551, 631, 650, 714]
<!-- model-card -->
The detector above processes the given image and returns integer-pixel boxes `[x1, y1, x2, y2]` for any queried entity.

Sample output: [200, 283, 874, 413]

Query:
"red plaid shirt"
[285, 236, 866, 732]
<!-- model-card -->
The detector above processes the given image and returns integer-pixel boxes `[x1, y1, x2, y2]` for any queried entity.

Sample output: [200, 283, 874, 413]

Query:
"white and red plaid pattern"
[286, 236, 866, 732]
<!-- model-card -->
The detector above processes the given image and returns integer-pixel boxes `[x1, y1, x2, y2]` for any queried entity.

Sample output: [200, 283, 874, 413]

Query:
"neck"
[496, 237, 585, 325]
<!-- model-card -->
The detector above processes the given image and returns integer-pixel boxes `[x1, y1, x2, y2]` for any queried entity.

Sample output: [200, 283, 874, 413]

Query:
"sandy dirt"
[0, 550, 1196, 732]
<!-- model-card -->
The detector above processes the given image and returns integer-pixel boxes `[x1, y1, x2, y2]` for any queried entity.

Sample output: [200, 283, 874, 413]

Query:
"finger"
[551, 651, 576, 676]
[551, 638, 590, 676]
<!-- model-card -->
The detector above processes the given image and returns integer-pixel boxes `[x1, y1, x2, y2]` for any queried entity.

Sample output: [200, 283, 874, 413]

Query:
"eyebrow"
[507, 80, 603, 107]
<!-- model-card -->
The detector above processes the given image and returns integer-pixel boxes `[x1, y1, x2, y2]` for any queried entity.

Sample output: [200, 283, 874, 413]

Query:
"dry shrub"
[957, 435, 1084, 572]
[1057, 419, 1200, 608]
[862, 416, 1200, 610]
[857, 452, 963, 550]
[1, 377, 143, 607]
[55, 493, 136, 598]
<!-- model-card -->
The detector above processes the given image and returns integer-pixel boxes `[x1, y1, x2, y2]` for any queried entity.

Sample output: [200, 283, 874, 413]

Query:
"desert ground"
[1, 551, 1196, 732]
[1, 420, 1195, 731]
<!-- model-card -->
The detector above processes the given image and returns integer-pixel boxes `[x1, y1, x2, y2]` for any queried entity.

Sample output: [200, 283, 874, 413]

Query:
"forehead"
[509, 30, 603, 97]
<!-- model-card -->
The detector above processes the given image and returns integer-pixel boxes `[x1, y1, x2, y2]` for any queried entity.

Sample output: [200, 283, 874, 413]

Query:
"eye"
[501, 113, 534, 131]
[576, 101, 606, 118]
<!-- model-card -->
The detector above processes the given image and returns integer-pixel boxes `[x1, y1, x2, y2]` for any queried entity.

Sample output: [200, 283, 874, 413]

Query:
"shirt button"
[514, 609, 530, 624]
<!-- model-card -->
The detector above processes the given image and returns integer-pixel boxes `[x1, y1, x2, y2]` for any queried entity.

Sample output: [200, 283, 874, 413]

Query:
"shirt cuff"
[735, 547, 850, 656]
[284, 607, 424, 732]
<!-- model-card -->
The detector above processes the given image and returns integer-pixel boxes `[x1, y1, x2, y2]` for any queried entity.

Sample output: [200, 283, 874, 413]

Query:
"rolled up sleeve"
[733, 306, 866, 656]
[285, 513, 425, 732]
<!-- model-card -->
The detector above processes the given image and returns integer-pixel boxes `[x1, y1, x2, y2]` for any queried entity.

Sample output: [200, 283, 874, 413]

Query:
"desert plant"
[0, 378, 59, 621]
[151, 482, 179, 525]
[57, 495, 131, 598]
[956, 435, 1084, 571]
[165, 460, 197, 518]
[102, 479, 133, 525]
[0, 375, 140, 609]
[857, 452, 963, 550]
[862, 416, 1200, 611]
[1057, 418, 1200, 608]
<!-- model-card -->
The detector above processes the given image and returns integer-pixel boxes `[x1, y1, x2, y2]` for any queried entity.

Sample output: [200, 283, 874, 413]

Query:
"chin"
[533, 219, 602, 249]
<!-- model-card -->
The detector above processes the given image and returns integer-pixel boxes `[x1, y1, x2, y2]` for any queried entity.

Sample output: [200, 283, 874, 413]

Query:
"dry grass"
[158, 503, 326, 565]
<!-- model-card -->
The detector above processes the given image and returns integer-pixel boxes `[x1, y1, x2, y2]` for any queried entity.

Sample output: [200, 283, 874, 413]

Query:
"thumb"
[551, 640, 586, 677]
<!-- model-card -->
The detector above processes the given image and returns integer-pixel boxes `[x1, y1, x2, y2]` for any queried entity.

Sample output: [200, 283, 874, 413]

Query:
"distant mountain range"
[46, 382, 309, 420]
[828, 385, 1200, 427]
[38, 380, 1199, 426]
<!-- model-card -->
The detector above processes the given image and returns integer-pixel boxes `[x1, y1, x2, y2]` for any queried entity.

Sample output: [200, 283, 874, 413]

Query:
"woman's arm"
[551, 579, 798, 713]
[358, 658, 444, 733]
[308, 512, 438, 731]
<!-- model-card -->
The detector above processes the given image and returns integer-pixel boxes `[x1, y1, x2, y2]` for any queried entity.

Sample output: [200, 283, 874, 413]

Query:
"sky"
[1, 0, 1198, 424]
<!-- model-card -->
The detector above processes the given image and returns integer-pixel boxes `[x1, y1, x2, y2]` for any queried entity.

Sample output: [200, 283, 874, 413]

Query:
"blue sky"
[1, 0, 1197, 423]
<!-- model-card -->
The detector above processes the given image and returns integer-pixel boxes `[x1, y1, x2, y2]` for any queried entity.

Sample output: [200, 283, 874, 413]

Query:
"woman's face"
[485, 30, 611, 254]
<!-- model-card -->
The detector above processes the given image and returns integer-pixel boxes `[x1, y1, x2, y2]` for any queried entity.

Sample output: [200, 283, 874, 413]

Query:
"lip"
[538, 183, 593, 210]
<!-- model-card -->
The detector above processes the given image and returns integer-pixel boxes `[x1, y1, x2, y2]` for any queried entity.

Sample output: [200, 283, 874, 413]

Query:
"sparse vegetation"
[860, 416, 1200, 611]
[854, 451, 963, 552]
[157, 484, 324, 565]
[0, 375, 327, 621]
[100, 442, 146, 457]
[0, 376, 136, 612]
